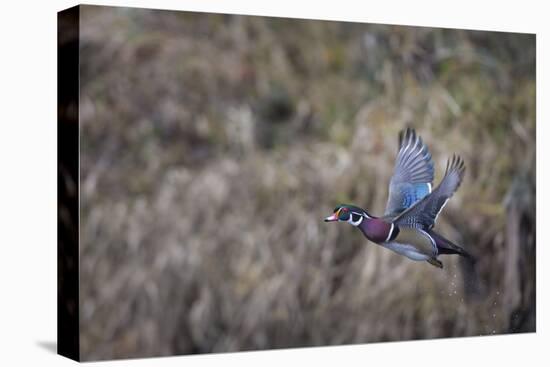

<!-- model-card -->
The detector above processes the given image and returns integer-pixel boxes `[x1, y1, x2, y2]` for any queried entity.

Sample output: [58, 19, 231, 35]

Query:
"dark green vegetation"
[78, 6, 535, 360]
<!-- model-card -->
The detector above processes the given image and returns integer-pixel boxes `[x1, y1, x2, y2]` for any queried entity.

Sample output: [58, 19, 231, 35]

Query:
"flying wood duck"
[324, 128, 473, 268]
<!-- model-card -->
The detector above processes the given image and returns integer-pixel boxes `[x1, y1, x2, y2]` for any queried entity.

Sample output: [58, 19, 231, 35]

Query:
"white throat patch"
[348, 213, 364, 227]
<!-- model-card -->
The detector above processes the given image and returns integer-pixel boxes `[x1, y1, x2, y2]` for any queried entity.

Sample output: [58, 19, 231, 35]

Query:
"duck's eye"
[339, 211, 350, 221]
[351, 213, 361, 222]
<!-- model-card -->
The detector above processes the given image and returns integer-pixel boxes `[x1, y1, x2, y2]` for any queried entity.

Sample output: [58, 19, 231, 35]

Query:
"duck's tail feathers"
[429, 230, 475, 262]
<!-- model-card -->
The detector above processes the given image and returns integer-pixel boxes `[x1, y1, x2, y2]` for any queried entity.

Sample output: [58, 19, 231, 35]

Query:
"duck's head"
[324, 204, 371, 226]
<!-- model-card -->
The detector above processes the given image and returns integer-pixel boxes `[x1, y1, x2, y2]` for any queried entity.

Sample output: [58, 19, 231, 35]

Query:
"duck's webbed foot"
[427, 258, 443, 269]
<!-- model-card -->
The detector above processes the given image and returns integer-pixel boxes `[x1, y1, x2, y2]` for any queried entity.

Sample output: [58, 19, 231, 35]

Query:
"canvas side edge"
[57, 5, 81, 362]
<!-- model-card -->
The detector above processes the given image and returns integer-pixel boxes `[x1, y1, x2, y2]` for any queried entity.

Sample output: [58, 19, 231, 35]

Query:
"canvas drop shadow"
[37, 341, 57, 354]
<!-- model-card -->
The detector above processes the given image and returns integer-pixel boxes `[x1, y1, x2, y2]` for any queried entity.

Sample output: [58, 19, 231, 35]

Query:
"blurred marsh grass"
[78, 6, 535, 360]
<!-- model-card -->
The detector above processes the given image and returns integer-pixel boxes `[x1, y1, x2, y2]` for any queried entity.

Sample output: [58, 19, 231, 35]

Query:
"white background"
[0, 0, 547, 365]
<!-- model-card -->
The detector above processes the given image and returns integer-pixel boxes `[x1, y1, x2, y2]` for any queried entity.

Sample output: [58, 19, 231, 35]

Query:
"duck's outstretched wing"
[384, 128, 435, 217]
[393, 154, 465, 229]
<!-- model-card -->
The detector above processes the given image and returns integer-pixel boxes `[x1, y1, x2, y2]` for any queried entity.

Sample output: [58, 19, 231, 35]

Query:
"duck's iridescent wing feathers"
[393, 154, 465, 229]
[384, 128, 435, 217]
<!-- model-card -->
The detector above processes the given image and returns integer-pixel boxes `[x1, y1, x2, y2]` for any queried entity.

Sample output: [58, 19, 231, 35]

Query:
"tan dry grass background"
[77, 5, 535, 360]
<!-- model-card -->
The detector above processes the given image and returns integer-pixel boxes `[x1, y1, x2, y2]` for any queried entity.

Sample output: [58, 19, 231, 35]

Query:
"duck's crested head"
[324, 204, 371, 226]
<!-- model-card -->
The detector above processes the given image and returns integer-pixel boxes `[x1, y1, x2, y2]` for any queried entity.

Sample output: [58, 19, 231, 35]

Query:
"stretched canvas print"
[58, 4, 536, 362]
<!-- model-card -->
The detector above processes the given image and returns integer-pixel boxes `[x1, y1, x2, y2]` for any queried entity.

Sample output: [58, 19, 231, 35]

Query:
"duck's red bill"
[324, 214, 338, 222]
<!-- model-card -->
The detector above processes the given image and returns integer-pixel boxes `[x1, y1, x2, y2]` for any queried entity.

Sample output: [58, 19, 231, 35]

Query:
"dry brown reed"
[77, 6, 535, 360]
